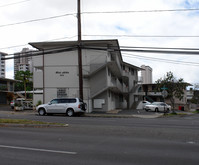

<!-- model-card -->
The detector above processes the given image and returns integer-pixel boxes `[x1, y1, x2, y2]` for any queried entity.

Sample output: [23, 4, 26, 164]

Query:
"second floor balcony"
[107, 77, 129, 94]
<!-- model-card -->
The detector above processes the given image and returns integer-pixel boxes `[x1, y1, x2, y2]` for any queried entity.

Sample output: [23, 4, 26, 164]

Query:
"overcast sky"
[1, 0, 199, 85]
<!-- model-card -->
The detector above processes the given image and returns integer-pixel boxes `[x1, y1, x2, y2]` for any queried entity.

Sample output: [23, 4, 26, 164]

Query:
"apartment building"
[140, 65, 152, 84]
[14, 48, 33, 76]
[30, 40, 141, 112]
[0, 52, 6, 78]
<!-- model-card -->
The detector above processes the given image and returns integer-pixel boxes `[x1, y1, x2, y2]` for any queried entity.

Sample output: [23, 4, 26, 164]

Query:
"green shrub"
[36, 100, 42, 106]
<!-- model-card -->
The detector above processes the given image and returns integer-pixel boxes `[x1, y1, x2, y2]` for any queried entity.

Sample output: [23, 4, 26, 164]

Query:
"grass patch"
[0, 119, 65, 126]
[164, 112, 187, 117]
[164, 113, 177, 116]
[192, 110, 199, 114]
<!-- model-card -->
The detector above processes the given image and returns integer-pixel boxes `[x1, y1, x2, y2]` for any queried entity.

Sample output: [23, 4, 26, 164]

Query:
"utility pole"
[77, 0, 83, 100]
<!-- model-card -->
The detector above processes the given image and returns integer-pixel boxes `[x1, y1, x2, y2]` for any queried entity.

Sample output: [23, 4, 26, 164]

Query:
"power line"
[2, 46, 199, 68]
[2, 44, 199, 56]
[2, 46, 78, 60]
[82, 8, 199, 14]
[0, 13, 75, 28]
[123, 53, 199, 66]
[120, 46, 199, 51]
[1, 38, 199, 51]
[1, 8, 199, 28]
[0, 35, 77, 50]
[0, 0, 30, 8]
[0, 44, 29, 50]
[82, 46, 199, 55]
[83, 34, 199, 38]
[2, 44, 199, 58]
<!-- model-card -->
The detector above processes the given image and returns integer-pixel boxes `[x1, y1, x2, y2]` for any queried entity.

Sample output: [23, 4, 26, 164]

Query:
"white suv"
[36, 98, 87, 117]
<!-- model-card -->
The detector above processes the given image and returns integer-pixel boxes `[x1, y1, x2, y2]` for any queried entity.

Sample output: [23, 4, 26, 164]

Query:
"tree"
[7, 92, 14, 103]
[15, 71, 33, 99]
[155, 71, 188, 112]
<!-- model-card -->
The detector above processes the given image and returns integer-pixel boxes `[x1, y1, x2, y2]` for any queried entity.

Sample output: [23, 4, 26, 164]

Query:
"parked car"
[36, 98, 87, 117]
[142, 101, 151, 109]
[136, 101, 151, 109]
[144, 102, 171, 112]
[10, 98, 25, 109]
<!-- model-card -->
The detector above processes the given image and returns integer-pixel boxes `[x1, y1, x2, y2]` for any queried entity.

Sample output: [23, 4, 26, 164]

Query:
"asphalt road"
[0, 110, 199, 165]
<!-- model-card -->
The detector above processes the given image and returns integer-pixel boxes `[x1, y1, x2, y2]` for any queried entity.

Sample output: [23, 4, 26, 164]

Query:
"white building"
[14, 48, 33, 76]
[141, 65, 152, 84]
[30, 40, 141, 112]
[0, 52, 6, 78]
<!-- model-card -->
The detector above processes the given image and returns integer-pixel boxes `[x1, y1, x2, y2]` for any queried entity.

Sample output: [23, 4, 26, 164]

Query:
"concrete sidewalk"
[85, 109, 195, 118]
[85, 109, 164, 118]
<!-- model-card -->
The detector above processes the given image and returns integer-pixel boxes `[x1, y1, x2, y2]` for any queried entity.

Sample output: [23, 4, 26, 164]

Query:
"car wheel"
[155, 108, 159, 112]
[145, 109, 148, 112]
[66, 109, 74, 117]
[38, 108, 46, 116]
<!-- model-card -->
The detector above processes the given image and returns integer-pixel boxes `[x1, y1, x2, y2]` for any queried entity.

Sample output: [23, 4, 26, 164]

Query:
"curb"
[0, 123, 69, 128]
[84, 114, 163, 118]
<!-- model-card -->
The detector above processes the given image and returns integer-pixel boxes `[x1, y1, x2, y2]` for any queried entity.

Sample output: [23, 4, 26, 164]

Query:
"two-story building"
[0, 77, 16, 104]
[30, 40, 141, 112]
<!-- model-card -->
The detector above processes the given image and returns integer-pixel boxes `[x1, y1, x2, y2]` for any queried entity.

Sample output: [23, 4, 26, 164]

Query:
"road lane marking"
[0, 145, 77, 155]
[186, 141, 196, 144]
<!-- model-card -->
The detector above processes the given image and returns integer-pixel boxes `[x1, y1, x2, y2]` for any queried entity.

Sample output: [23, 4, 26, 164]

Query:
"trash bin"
[179, 106, 182, 110]
[181, 106, 184, 111]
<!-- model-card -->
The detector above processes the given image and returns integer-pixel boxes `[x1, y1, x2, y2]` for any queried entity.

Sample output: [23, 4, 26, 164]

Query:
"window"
[131, 68, 134, 75]
[10, 82, 14, 91]
[50, 99, 58, 104]
[69, 99, 76, 103]
[119, 94, 123, 102]
[59, 98, 76, 103]
[59, 99, 69, 103]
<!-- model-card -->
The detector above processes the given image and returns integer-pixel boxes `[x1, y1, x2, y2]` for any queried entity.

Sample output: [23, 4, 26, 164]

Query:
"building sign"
[55, 71, 69, 76]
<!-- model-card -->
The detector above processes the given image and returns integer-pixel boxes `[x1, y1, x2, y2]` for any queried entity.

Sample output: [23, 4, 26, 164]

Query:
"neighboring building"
[140, 65, 152, 84]
[0, 52, 6, 78]
[14, 48, 33, 76]
[30, 40, 141, 112]
[0, 77, 16, 104]
[188, 89, 199, 110]
[186, 89, 194, 103]
[136, 83, 191, 110]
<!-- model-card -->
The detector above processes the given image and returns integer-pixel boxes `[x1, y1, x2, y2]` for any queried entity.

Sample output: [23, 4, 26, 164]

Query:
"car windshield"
[50, 99, 58, 104]
[152, 102, 167, 106]
[152, 102, 160, 105]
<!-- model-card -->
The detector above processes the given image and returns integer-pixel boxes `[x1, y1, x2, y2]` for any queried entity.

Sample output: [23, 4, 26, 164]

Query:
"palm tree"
[15, 71, 33, 99]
